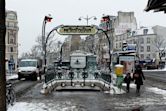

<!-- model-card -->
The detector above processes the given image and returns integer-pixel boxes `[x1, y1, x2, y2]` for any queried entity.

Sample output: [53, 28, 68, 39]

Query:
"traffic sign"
[57, 25, 98, 35]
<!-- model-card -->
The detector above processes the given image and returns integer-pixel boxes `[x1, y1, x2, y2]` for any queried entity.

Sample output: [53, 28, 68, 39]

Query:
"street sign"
[57, 25, 98, 35]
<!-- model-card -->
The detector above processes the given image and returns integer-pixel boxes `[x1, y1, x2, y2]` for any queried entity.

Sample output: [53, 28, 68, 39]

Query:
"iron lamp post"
[42, 15, 52, 73]
[78, 15, 97, 25]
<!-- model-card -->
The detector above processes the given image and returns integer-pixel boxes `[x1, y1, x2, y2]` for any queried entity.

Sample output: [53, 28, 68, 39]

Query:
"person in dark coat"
[124, 73, 132, 93]
[133, 65, 145, 94]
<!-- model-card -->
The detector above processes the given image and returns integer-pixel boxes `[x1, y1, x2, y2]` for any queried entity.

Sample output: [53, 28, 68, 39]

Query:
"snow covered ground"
[7, 67, 166, 111]
[8, 83, 166, 111]
[146, 87, 166, 99]
[8, 102, 84, 111]
[6, 73, 18, 81]
[143, 66, 166, 72]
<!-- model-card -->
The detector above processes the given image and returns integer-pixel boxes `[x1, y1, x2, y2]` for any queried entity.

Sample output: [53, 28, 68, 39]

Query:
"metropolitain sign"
[57, 25, 98, 35]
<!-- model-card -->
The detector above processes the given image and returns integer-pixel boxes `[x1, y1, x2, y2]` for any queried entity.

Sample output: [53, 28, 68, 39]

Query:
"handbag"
[133, 73, 139, 78]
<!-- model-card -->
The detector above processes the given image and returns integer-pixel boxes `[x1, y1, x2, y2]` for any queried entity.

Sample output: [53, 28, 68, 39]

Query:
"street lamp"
[78, 15, 97, 25]
[98, 15, 114, 72]
[42, 14, 53, 73]
[44, 25, 63, 73]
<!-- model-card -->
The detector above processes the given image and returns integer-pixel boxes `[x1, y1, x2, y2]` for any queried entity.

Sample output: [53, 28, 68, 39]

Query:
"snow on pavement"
[8, 101, 80, 111]
[146, 87, 166, 99]
[6, 74, 18, 81]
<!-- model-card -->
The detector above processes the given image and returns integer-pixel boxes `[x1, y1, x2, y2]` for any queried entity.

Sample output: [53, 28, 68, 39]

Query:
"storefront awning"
[145, 0, 166, 12]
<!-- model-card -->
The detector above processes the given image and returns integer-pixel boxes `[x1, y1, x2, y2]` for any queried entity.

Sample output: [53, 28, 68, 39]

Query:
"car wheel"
[18, 74, 21, 80]
[32, 74, 37, 81]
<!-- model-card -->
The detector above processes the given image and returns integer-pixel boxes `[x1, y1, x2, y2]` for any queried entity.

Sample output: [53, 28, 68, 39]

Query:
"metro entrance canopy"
[57, 25, 98, 35]
[145, 0, 166, 12]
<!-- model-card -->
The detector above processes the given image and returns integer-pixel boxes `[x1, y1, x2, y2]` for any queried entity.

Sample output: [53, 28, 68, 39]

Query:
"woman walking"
[133, 65, 145, 94]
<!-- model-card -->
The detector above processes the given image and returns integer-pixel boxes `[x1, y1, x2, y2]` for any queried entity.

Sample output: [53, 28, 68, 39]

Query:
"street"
[8, 72, 166, 111]
[1, 1, 166, 111]
[143, 70, 166, 83]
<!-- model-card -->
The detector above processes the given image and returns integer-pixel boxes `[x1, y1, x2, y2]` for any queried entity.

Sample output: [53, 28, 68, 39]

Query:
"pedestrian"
[133, 65, 145, 94]
[124, 72, 132, 93]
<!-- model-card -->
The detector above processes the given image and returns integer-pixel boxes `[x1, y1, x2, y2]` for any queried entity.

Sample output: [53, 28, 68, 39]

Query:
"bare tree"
[152, 36, 166, 61]
[30, 45, 41, 58]
[20, 52, 32, 58]
[0, 0, 7, 110]
[27, 32, 56, 58]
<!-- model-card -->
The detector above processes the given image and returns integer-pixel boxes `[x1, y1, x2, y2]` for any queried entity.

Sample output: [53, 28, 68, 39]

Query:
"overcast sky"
[6, 0, 166, 56]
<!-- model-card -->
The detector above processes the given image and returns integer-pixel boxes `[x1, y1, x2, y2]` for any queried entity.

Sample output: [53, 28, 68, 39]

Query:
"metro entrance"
[41, 25, 113, 94]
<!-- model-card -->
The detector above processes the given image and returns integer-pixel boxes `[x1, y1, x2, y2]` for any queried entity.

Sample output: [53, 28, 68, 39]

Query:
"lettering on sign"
[57, 25, 98, 35]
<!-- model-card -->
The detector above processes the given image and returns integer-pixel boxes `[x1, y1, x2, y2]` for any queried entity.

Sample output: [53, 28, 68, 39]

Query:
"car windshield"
[19, 61, 37, 67]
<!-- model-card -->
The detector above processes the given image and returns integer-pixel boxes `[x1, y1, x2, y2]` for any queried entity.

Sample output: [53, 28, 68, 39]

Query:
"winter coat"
[133, 70, 145, 85]
[124, 75, 132, 84]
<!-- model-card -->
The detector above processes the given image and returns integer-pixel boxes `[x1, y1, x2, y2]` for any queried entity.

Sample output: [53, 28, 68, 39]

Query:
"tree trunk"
[0, 0, 7, 110]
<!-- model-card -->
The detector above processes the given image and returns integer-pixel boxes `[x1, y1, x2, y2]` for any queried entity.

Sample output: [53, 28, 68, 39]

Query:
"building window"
[140, 54, 144, 60]
[147, 38, 150, 44]
[147, 46, 150, 52]
[119, 42, 122, 49]
[116, 36, 119, 41]
[147, 54, 151, 58]
[10, 55, 13, 58]
[10, 47, 13, 52]
[8, 32, 10, 44]
[9, 36, 16, 44]
[8, 22, 15, 27]
[140, 46, 144, 52]
[143, 29, 148, 35]
[7, 13, 16, 20]
[140, 38, 144, 44]
[10, 38, 14, 44]
[116, 43, 118, 48]
[132, 31, 136, 36]
[115, 37, 118, 41]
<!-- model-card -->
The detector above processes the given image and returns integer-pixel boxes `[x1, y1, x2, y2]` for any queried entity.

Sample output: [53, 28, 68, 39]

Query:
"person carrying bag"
[133, 65, 145, 94]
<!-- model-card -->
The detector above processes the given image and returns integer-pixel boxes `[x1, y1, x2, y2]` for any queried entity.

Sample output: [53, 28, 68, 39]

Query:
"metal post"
[97, 23, 114, 84]
[100, 30, 112, 72]
[44, 43, 47, 71]
[42, 18, 46, 73]
[42, 15, 53, 73]
[59, 43, 64, 67]
[44, 26, 62, 72]
[0, 0, 7, 110]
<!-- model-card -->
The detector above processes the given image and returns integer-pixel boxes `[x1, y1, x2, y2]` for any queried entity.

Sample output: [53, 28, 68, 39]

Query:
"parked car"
[17, 58, 43, 80]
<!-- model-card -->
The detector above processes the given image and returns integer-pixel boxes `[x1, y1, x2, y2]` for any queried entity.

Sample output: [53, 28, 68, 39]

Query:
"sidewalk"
[6, 72, 18, 81]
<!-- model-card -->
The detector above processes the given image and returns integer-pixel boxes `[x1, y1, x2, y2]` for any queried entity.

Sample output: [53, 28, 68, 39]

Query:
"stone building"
[95, 11, 137, 66]
[115, 25, 166, 66]
[5, 10, 19, 72]
[62, 35, 81, 60]
[84, 35, 95, 54]
[114, 11, 137, 35]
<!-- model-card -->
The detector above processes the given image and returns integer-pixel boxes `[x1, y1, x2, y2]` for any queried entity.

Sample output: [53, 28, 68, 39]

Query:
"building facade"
[5, 10, 19, 72]
[62, 35, 81, 60]
[96, 11, 137, 67]
[114, 11, 137, 35]
[115, 25, 166, 66]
